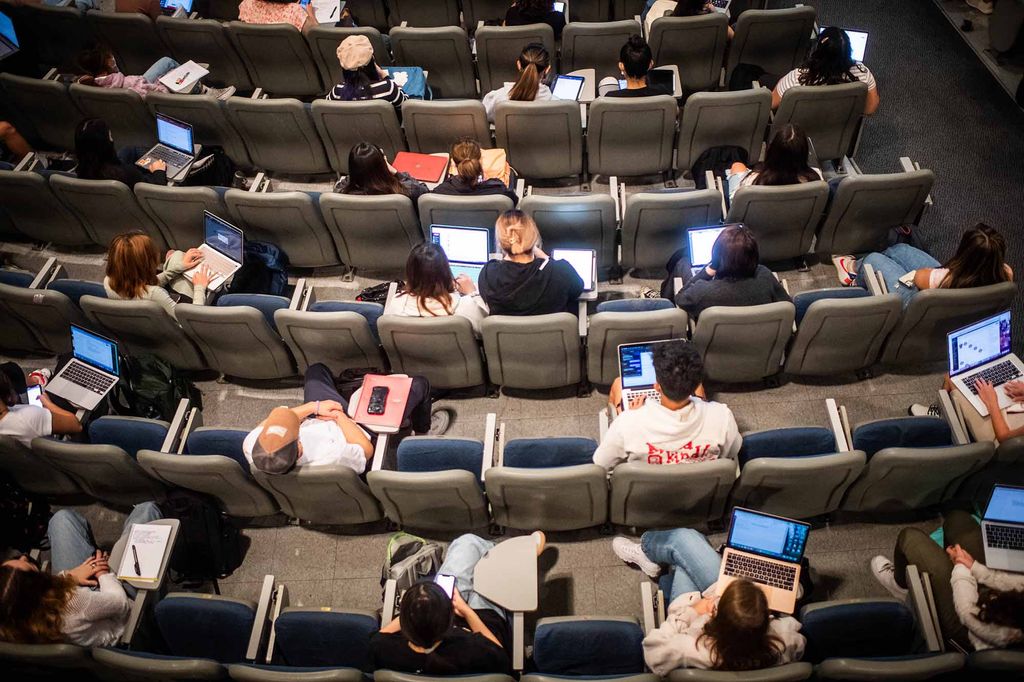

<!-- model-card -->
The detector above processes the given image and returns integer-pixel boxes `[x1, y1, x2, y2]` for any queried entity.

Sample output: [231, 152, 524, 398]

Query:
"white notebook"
[117, 523, 172, 582]
[158, 60, 209, 94]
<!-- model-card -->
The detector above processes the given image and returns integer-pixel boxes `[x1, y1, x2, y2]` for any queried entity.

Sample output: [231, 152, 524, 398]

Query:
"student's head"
[76, 45, 116, 76]
[451, 137, 484, 187]
[509, 43, 551, 102]
[672, 0, 708, 16]
[251, 407, 302, 475]
[0, 370, 16, 408]
[619, 35, 653, 81]
[405, 243, 456, 315]
[801, 26, 856, 86]
[754, 124, 816, 187]
[74, 118, 119, 179]
[976, 587, 1024, 631]
[495, 210, 541, 257]
[651, 339, 703, 403]
[942, 223, 1010, 289]
[399, 581, 454, 649]
[700, 580, 783, 670]
[345, 143, 404, 195]
[105, 231, 161, 300]
[517, 0, 553, 14]
[0, 563, 75, 644]
[710, 225, 759, 279]
[337, 35, 379, 98]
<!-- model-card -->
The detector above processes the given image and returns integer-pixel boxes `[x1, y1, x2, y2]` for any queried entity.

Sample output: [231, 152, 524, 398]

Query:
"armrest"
[496, 422, 506, 467]
[400, 20, 408, 26]
[175, 407, 203, 454]
[839, 405, 853, 453]
[656, 588, 666, 626]
[384, 281, 398, 310]
[937, 390, 970, 445]
[189, 10, 199, 18]
[713, 174, 728, 216]
[382, 578, 399, 626]
[515, 177, 526, 200]
[43, 68, 58, 80]
[481, 412, 497, 480]
[609, 175, 620, 222]
[160, 399, 193, 453]
[599, 407, 610, 440]
[263, 582, 288, 664]
[251, 88, 264, 99]
[673, 277, 683, 297]
[371, 434, 389, 472]
[171, 5, 187, 17]
[900, 156, 933, 212]
[29, 257, 59, 289]
[861, 263, 885, 296]
[826, 398, 850, 451]
[247, 574, 276, 662]
[906, 565, 943, 652]
[248, 171, 268, 192]
[640, 581, 657, 635]
[13, 152, 39, 172]
[578, 300, 587, 338]
[288, 278, 307, 310]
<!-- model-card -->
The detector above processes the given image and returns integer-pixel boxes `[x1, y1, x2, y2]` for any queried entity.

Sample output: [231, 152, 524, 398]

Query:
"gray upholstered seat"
[586, 308, 689, 385]
[725, 6, 817, 86]
[561, 20, 642, 79]
[69, 83, 156, 150]
[417, 194, 514, 235]
[319, 193, 422, 274]
[620, 190, 723, 274]
[49, 175, 167, 250]
[15, 5, 92, 70]
[519, 193, 617, 272]
[726, 182, 829, 262]
[495, 100, 584, 180]
[773, 82, 868, 161]
[676, 89, 772, 171]
[648, 13, 730, 93]
[955, 436, 1024, 511]
[967, 649, 1024, 676]
[375, 673, 515, 682]
[0, 284, 86, 355]
[229, 665, 363, 681]
[307, 25, 391, 90]
[0, 436, 80, 498]
[310, 100, 407, 175]
[387, 0, 461, 27]
[225, 189, 340, 267]
[226, 22, 323, 97]
[693, 302, 795, 383]
[342, 0, 389, 31]
[146, 91, 255, 170]
[389, 27, 478, 99]
[0, 641, 93, 679]
[402, 99, 492, 154]
[84, 11, 166, 76]
[252, 463, 384, 525]
[475, 24, 557, 95]
[586, 96, 678, 179]
[666, 666, 813, 681]
[134, 184, 231, 252]
[224, 97, 332, 174]
[481, 313, 582, 390]
[462, 0, 513, 30]
[274, 305, 386, 374]
[155, 16, 255, 91]
[0, 74, 82, 151]
[609, 459, 737, 528]
[80, 296, 208, 371]
[378, 315, 485, 389]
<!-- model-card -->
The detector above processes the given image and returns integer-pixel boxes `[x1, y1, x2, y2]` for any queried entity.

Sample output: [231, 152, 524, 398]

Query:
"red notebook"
[391, 152, 449, 183]
[353, 374, 413, 429]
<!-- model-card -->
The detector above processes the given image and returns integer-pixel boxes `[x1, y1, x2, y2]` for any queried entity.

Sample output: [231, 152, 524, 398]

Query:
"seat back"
[310, 99, 407, 175]
[0, 641, 92, 678]
[0, 171, 91, 246]
[84, 12, 165, 76]
[0, 74, 82, 151]
[156, 594, 257, 663]
[319, 193, 422, 273]
[676, 88, 772, 170]
[155, 16, 254, 91]
[225, 189, 339, 267]
[146, 91, 254, 170]
[609, 459, 737, 527]
[726, 6, 817, 84]
[417, 194, 515, 234]
[0, 283, 85, 355]
[49, 174, 166, 251]
[569, 0, 611, 21]
[368, 458, 490, 531]
[390, 27, 478, 99]
[275, 307, 385, 374]
[620, 190, 723, 273]
[693, 302, 795, 383]
[0, 435, 80, 497]
[134, 184, 230, 252]
[272, 608, 379, 668]
[532, 617, 645, 675]
[252, 463, 383, 525]
[495, 100, 583, 180]
[851, 416, 953, 458]
[225, 97, 331, 174]
[226, 22, 322, 97]
[388, 0, 461, 27]
[726, 181, 829, 262]
[519, 193, 617, 272]
[345, 0, 390, 31]
[16, 5, 93, 69]
[955, 436, 1024, 511]
[486, 462, 608, 531]
[475, 24, 557, 95]
[378, 315, 485, 389]
[402, 99, 492, 154]
[732, 451, 866, 519]
[799, 599, 915, 663]
[462, 0, 514, 30]
[32, 437, 166, 507]
[586, 95, 678, 178]
[773, 82, 867, 161]
[176, 302, 296, 380]
[306, 25, 391, 90]
[561, 20, 642, 78]
[649, 13, 730, 93]
[69, 83, 156, 150]
[481, 313, 581, 389]
[586, 308, 689, 385]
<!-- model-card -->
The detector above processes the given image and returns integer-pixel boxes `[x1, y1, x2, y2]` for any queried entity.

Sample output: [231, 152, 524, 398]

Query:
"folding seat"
[84, 12, 166, 76]
[475, 24, 557, 95]
[69, 83, 157, 150]
[0, 641, 93, 679]
[569, 0, 611, 22]
[675, 89, 772, 172]
[586, 301, 689, 385]
[307, 25, 391, 91]
[0, 74, 82, 152]
[146, 91, 255, 170]
[387, 0, 461, 28]
[486, 437, 607, 531]
[176, 295, 297, 380]
[403, 100, 493, 154]
[375, 674, 514, 682]
[518, 193, 616, 272]
[155, 16, 255, 91]
[609, 459, 737, 528]
[16, 4, 93, 70]
[0, 436, 81, 498]
[32, 417, 169, 507]
[389, 27, 478, 99]
[310, 100, 407, 175]
[80, 296, 209, 371]
[692, 302, 795, 383]
[619, 189, 723, 275]
[725, 6, 817, 86]
[495, 101, 583, 180]
[340, 0, 389, 31]
[224, 98, 332, 174]
[418, 194, 515, 233]
[783, 289, 901, 377]
[526, 617, 652, 681]
[725, 181, 829, 262]
[48, 278, 109, 308]
[648, 14, 730, 93]
[561, 20, 642, 79]
[378, 315, 486, 389]
[225, 189, 340, 267]
[967, 649, 1024, 678]
[252, 460, 384, 525]
[955, 436, 1024, 512]
[48, 174, 168, 250]
[586, 96, 678, 180]
[134, 184, 231, 252]
[367, 435, 492, 531]
[482, 313, 582, 390]
[773, 82, 868, 161]
[275, 302, 385, 374]
[462, 0, 513, 30]
[226, 22, 323, 97]
[0, 282, 88, 355]
[319, 193, 422, 275]
[251, 606, 378, 668]
[0, 280, 51, 356]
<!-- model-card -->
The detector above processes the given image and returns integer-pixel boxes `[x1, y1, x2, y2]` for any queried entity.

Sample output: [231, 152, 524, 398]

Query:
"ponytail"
[451, 138, 484, 187]
[508, 43, 550, 102]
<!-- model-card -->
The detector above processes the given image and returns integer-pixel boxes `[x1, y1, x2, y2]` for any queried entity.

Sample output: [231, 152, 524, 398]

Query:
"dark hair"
[516, 0, 553, 15]
[699, 580, 784, 670]
[941, 223, 1011, 290]
[0, 371, 15, 407]
[399, 582, 454, 649]
[451, 138, 484, 187]
[711, 225, 759, 279]
[339, 61, 380, 100]
[799, 26, 857, 86]
[651, 339, 703, 402]
[752, 124, 818, 187]
[343, 143, 405, 196]
[0, 566, 76, 644]
[619, 35, 653, 80]
[976, 587, 1024, 631]
[75, 45, 115, 77]
[672, 0, 709, 16]
[509, 43, 550, 102]
[74, 118, 122, 182]
[405, 243, 457, 315]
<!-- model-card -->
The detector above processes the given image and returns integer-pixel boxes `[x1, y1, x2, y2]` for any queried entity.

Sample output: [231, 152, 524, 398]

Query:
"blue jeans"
[641, 528, 722, 603]
[142, 57, 181, 84]
[855, 244, 941, 306]
[437, 534, 505, 618]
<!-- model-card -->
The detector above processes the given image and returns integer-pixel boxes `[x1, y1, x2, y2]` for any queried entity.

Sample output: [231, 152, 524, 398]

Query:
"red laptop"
[353, 374, 413, 429]
[391, 151, 449, 183]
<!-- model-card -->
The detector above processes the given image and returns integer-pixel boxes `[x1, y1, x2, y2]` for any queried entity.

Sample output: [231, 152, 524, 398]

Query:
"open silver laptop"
[552, 248, 597, 301]
[948, 310, 1023, 417]
[617, 340, 675, 411]
[183, 212, 244, 291]
[430, 224, 491, 287]
[686, 224, 730, 276]
[717, 507, 810, 615]
[46, 326, 120, 411]
[982, 484, 1024, 572]
[137, 113, 195, 180]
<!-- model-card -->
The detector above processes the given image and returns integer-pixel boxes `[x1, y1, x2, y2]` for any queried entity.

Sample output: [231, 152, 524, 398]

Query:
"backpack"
[110, 353, 203, 422]
[381, 531, 444, 595]
[357, 280, 402, 304]
[0, 473, 51, 552]
[447, 148, 515, 187]
[387, 66, 428, 99]
[691, 145, 749, 190]
[227, 241, 289, 296]
[182, 146, 238, 188]
[160, 489, 242, 581]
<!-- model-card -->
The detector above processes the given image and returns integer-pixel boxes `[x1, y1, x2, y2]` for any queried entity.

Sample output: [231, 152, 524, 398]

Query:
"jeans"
[855, 244, 940, 306]
[641, 528, 722, 603]
[303, 363, 434, 434]
[142, 57, 181, 84]
[436, 534, 505, 617]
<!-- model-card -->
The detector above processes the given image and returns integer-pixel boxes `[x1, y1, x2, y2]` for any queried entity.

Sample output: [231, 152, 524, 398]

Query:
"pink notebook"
[353, 374, 413, 429]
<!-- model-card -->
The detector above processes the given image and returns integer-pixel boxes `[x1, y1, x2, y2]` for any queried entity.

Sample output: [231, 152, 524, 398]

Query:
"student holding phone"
[0, 364, 82, 447]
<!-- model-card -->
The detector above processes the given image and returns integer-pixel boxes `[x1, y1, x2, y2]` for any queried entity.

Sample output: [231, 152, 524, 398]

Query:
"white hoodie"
[951, 562, 1024, 651]
[593, 398, 742, 472]
[384, 291, 488, 335]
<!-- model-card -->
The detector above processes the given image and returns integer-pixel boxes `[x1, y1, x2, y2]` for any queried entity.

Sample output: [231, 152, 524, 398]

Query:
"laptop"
[717, 507, 810, 614]
[982, 484, 1024, 572]
[948, 310, 1023, 417]
[823, 27, 868, 62]
[0, 11, 18, 61]
[137, 114, 196, 180]
[183, 212, 245, 291]
[617, 340, 674, 411]
[553, 1, 566, 14]
[618, 69, 674, 95]
[552, 74, 585, 101]
[430, 224, 491, 286]
[391, 151, 449, 184]
[159, 0, 193, 15]
[46, 326, 120, 411]
[710, 0, 731, 12]
[552, 248, 596, 299]
[686, 224, 730, 276]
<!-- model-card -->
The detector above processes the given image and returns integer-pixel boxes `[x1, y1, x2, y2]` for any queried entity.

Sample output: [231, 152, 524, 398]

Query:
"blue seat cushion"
[308, 300, 384, 341]
[88, 417, 169, 458]
[595, 298, 675, 313]
[0, 269, 34, 288]
[801, 601, 915, 663]
[272, 610, 378, 668]
[186, 428, 251, 470]
[155, 597, 255, 664]
[533, 620, 645, 675]
[48, 279, 108, 307]
[397, 438, 483, 481]
[217, 294, 291, 331]
[503, 438, 597, 468]
[793, 287, 870, 324]
[738, 427, 838, 466]
[851, 417, 953, 458]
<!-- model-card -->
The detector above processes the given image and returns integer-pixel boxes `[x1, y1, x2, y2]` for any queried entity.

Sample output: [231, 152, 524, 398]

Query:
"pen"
[132, 544, 141, 576]
[329, 5, 337, 17]
[175, 71, 190, 86]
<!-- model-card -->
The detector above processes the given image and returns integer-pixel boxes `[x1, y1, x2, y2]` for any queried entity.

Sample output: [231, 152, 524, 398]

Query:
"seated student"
[103, 231, 212, 319]
[598, 35, 666, 98]
[773, 26, 880, 115]
[384, 243, 489, 334]
[612, 529, 805, 673]
[482, 43, 554, 122]
[0, 121, 32, 165]
[432, 138, 519, 205]
[0, 501, 163, 646]
[872, 510, 1024, 651]
[725, 124, 821, 202]
[642, 0, 733, 45]
[594, 339, 741, 472]
[504, 0, 565, 38]
[477, 210, 584, 316]
[334, 142, 428, 205]
[326, 35, 408, 115]
[0, 365, 82, 447]
[74, 119, 169, 188]
[371, 532, 545, 674]
[238, 0, 315, 31]
[75, 46, 235, 99]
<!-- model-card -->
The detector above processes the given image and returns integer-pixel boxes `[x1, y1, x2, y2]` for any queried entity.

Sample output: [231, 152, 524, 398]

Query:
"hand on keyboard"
[1005, 380, 1024, 403]
[144, 159, 167, 173]
[182, 248, 205, 269]
[192, 264, 213, 288]
[975, 378, 1001, 414]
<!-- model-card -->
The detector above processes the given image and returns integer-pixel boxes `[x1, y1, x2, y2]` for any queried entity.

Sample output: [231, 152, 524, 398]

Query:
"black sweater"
[479, 257, 584, 316]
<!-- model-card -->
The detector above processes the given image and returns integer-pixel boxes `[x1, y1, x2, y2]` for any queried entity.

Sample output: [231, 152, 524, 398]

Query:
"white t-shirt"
[243, 418, 368, 475]
[384, 292, 488, 334]
[593, 398, 742, 472]
[482, 83, 554, 121]
[775, 63, 877, 100]
[0, 405, 53, 448]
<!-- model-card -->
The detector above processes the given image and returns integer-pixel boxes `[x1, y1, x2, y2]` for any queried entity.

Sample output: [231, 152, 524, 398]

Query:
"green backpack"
[111, 354, 203, 421]
[380, 531, 445, 594]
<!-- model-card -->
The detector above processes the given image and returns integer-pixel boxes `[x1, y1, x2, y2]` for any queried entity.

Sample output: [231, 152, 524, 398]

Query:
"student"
[477, 210, 584, 316]
[0, 366, 82, 447]
[772, 26, 880, 115]
[482, 43, 554, 122]
[0, 121, 32, 165]
[725, 124, 821, 202]
[599, 35, 666, 98]
[594, 339, 741, 472]
[334, 143, 428, 205]
[238, 0, 315, 31]
[75, 47, 235, 99]
[384, 243, 489, 335]
[642, 0, 733, 43]
[0, 502, 163, 646]
[872, 510, 1024, 651]
[612, 529, 805, 673]
[74, 119, 168, 187]
[326, 35, 408, 115]
[103, 231, 212, 319]
[504, 0, 565, 38]
[432, 138, 518, 205]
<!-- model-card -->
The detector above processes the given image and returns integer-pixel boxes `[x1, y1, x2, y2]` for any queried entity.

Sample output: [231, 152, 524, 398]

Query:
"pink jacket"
[93, 72, 169, 97]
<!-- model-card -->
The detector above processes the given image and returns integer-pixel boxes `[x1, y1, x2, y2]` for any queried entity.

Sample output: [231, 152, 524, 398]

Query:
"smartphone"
[434, 573, 455, 598]
[26, 385, 42, 407]
[898, 270, 917, 288]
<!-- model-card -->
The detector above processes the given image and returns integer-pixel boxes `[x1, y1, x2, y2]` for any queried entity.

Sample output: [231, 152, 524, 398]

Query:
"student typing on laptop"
[384, 243, 489, 335]
[104, 232, 212, 320]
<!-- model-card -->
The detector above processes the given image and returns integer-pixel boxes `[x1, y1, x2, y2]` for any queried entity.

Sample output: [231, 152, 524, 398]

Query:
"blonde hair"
[495, 210, 540, 256]
[451, 138, 483, 187]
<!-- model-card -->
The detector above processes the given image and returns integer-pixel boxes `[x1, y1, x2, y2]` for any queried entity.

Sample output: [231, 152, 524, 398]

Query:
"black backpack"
[110, 354, 203, 422]
[227, 241, 290, 296]
[0, 473, 51, 553]
[160, 489, 243, 581]
[691, 144, 749, 190]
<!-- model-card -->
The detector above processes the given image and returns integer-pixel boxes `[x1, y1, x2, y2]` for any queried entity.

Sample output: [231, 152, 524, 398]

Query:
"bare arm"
[913, 268, 933, 290]
[453, 589, 503, 648]
[380, 616, 402, 634]
[40, 393, 82, 435]
[334, 411, 373, 459]
[864, 88, 880, 115]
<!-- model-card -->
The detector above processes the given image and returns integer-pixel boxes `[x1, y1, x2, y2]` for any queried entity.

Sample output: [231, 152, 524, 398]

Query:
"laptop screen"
[948, 310, 1011, 377]
[985, 485, 1024, 524]
[728, 508, 810, 564]
[156, 114, 194, 156]
[620, 343, 657, 390]
[449, 263, 484, 287]
[553, 1, 565, 13]
[204, 212, 244, 264]
[687, 225, 728, 269]
[0, 11, 18, 60]
[552, 74, 585, 101]
[822, 27, 868, 62]
[648, 69, 674, 94]
[430, 225, 490, 265]
[552, 248, 595, 291]
[71, 326, 118, 375]
[160, 0, 195, 11]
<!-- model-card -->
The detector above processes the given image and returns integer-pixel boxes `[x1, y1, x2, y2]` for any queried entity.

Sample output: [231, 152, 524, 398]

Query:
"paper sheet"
[158, 60, 209, 94]
[117, 523, 172, 582]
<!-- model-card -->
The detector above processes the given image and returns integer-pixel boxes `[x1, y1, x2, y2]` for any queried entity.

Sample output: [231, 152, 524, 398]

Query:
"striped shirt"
[326, 77, 407, 112]
[775, 63, 877, 99]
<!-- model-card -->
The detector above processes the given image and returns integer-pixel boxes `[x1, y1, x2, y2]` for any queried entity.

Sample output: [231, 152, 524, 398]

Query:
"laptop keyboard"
[197, 249, 236, 280]
[723, 553, 797, 590]
[62, 362, 116, 394]
[986, 524, 1024, 551]
[624, 388, 660, 405]
[964, 360, 1022, 395]
[148, 145, 192, 167]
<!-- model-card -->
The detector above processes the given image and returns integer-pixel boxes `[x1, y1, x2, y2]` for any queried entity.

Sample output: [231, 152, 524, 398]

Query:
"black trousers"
[302, 363, 433, 434]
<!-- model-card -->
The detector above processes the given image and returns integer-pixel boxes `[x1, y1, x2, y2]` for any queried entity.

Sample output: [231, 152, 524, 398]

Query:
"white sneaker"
[612, 536, 660, 578]
[831, 255, 857, 287]
[871, 555, 908, 599]
[908, 403, 941, 417]
[966, 0, 994, 14]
